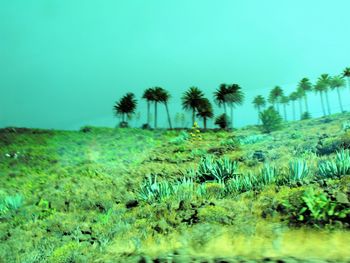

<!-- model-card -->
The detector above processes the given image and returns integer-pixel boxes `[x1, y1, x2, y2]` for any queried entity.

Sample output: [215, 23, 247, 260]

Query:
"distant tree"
[298, 78, 312, 113]
[155, 87, 172, 129]
[252, 95, 266, 124]
[268, 86, 284, 113]
[289, 92, 299, 121]
[296, 86, 305, 119]
[174, 113, 181, 128]
[330, 75, 346, 113]
[196, 98, 214, 130]
[182, 87, 205, 126]
[259, 106, 283, 133]
[343, 67, 350, 95]
[142, 88, 155, 128]
[314, 78, 327, 117]
[318, 74, 331, 115]
[214, 84, 229, 115]
[225, 84, 244, 129]
[113, 93, 137, 127]
[280, 95, 289, 121]
[215, 113, 229, 129]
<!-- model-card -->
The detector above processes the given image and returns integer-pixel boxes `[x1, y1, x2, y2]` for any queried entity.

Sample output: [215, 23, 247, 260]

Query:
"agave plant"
[138, 175, 173, 202]
[196, 156, 239, 183]
[288, 160, 310, 182]
[259, 164, 277, 186]
[226, 173, 256, 193]
[318, 149, 350, 178]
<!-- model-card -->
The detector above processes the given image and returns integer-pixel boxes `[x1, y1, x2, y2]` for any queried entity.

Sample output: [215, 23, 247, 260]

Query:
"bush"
[214, 114, 229, 129]
[301, 112, 311, 120]
[259, 106, 283, 133]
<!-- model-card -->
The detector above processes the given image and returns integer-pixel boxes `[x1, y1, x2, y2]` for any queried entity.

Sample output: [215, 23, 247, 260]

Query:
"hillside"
[1, 113, 350, 263]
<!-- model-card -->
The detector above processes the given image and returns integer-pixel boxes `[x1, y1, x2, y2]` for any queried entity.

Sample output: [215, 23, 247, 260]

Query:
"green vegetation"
[259, 106, 283, 133]
[2, 112, 350, 262]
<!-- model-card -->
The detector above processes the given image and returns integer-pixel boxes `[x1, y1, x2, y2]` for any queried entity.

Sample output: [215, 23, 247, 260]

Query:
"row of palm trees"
[114, 67, 350, 129]
[252, 67, 350, 123]
[114, 84, 245, 129]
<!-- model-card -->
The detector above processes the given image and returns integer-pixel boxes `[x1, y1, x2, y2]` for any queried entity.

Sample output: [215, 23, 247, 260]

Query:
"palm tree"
[225, 84, 244, 129]
[318, 74, 331, 115]
[214, 84, 229, 115]
[142, 88, 155, 128]
[343, 67, 350, 95]
[314, 79, 327, 117]
[296, 86, 305, 119]
[182, 87, 205, 125]
[268, 86, 284, 113]
[280, 95, 289, 121]
[196, 98, 214, 130]
[298, 78, 312, 113]
[113, 93, 137, 126]
[252, 95, 266, 124]
[156, 87, 172, 129]
[330, 75, 346, 113]
[289, 92, 298, 121]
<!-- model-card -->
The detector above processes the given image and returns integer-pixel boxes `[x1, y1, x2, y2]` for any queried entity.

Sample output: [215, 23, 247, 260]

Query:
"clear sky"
[1, 0, 350, 129]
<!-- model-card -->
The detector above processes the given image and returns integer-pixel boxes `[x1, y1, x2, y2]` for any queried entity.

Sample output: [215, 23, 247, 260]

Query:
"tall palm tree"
[280, 95, 289, 121]
[156, 87, 172, 129]
[252, 95, 266, 124]
[268, 86, 284, 113]
[296, 86, 305, 119]
[298, 78, 312, 113]
[214, 84, 229, 115]
[182, 87, 205, 125]
[343, 67, 350, 95]
[113, 93, 137, 126]
[318, 74, 331, 115]
[196, 98, 214, 130]
[314, 79, 327, 117]
[289, 92, 298, 121]
[142, 88, 155, 128]
[330, 75, 346, 113]
[225, 84, 244, 129]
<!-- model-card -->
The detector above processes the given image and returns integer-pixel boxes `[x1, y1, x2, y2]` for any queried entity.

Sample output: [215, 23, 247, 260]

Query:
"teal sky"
[1, 0, 350, 129]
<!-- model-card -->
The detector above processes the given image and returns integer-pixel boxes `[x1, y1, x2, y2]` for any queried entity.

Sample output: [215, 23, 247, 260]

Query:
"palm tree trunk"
[292, 101, 295, 121]
[257, 106, 261, 125]
[230, 105, 233, 129]
[147, 101, 150, 126]
[192, 108, 195, 126]
[298, 99, 303, 119]
[304, 95, 309, 113]
[276, 103, 280, 114]
[325, 90, 331, 115]
[283, 104, 287, 121]
[336, 87, 344, 113]
[320, 92, 326, 117]
[154, 102, 158, 128]
[203, 118, 207, 130]
[223, 103, 227, 116]
[165, 103, 172, 129]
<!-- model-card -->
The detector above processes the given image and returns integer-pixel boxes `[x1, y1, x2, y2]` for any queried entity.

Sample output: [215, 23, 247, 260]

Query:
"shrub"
[169, 131, 189, 145]
[220, 137, 239, 150]
[0, 193, 23, 218]
[301, 112, 311, 120]
[259, 106, 283, 133]
[318, 149, 350, 179]
[214, 114, 229, 129]
[297, 188, 350, 224]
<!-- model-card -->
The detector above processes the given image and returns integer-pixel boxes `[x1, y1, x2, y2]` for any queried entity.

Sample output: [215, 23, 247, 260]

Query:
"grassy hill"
[1, 113, 350, 263]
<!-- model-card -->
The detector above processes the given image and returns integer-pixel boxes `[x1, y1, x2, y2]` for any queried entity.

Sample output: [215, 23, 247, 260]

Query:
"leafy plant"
[288, 160, 310, 182]
[298, 188, 350, 224]
[318, 149, 350, 178]
[214, 114, 229, 129]
[259, 106, 283, 133]
[169, 131, 189, 145]
[225, 173, 256, 193]
[195, 156, 239, 183]
[0, 193, 23, 219]
[258, 164, 277, 186]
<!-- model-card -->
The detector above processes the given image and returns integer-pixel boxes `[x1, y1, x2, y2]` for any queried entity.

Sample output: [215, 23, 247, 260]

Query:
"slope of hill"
[1, 113, 350, 262]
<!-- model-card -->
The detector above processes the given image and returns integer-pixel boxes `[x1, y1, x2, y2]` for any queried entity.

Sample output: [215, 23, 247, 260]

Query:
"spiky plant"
[288, 160, 310, 182]
[318, 149, 350, 179]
